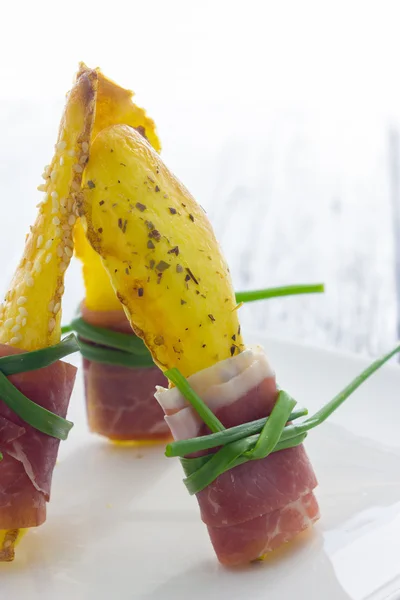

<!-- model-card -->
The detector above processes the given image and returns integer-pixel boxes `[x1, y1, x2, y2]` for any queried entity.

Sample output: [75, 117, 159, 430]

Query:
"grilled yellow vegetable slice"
[0, 67, 97, 350]
[78, 124, 244, 377]
[74, 66, 161, 312]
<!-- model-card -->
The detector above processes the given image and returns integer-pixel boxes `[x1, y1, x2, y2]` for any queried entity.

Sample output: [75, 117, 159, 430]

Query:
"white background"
[1, 0, 399, 354]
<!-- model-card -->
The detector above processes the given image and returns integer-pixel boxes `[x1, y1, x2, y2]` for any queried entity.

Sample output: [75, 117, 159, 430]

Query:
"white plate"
[1, 334, 400, 600]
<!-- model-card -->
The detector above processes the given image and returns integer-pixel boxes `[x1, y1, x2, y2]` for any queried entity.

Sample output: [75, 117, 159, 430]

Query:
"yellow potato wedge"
[74, 66, 161, 312]
[79, 124, 244, 377]
[0, 67, 97, 350]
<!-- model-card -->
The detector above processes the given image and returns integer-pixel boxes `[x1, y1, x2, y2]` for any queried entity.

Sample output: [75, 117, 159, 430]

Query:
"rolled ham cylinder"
[80, 303, 170, 441]
[0, 345, 76, 560]
[156, 347, 319, 566]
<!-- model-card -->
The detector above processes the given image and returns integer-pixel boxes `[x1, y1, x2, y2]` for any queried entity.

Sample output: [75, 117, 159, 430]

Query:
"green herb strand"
[165, 368, 225, 433]
[0, 336, 79, 442]
[62, 284, 324, 368]
[235, 283, 324, 303]
[165, 406, 308, 457]
[78, 339, 154, 368]
[69, 317, 149, 355]
[0, 334, 79, 376]
[0, 371, 73, 440]
[245, 390, 296, 460]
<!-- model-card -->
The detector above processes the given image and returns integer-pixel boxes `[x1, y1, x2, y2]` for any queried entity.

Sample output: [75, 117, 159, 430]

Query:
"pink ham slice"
[81, 303, 170, 441]
[0, 344, 76, 530]
[156, 347, 320, 566]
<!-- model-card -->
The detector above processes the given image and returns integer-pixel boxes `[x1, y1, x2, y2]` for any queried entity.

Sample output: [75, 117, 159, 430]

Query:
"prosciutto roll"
[81, 303, 169, 441]
[0, 345, 76, 533]
[156, 347, 319, 566]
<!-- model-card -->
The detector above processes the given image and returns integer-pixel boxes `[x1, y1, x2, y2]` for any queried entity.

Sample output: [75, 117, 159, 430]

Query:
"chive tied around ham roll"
[156, 347, 319, 566]
[0, 344, 76, 558]
[77, 122, 321, 565]
[72, 68, 169, 443]
[80, 303, 169, 442]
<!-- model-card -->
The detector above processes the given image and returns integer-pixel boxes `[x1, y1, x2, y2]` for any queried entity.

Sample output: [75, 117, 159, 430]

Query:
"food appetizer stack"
[0, 67, 97, 560]
[1, 63, 398, 567]
[71, 68, 170, 443]
[68, 68, 323, 445]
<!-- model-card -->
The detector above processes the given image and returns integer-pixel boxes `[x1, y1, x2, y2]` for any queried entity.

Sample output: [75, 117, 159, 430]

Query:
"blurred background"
[0, 0, 399, 356]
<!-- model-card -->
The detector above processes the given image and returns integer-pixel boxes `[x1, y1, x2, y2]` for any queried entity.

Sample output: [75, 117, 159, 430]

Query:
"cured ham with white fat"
[156, 347, 319, 566]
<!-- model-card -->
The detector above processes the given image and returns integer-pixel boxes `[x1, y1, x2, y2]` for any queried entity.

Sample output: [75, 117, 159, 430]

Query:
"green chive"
[165, 406, 308, 457]
[78, 339, 154, 368]
[183, 437, 254, 494]
[165, 368, 225, 433]
[246, 390, 296, 460]
[70, 317, 149, 355]
[277, 343, 400, 443]
[235, 283, 324, 303]
[0, 371, 73, 440]
[0, 334, 79, 376]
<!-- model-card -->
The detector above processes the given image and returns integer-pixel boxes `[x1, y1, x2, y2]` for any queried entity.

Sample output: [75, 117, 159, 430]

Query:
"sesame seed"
[82, 141, 89, 152]
[37, 183, 46, 192]
[18, 307, 28, 317]
[73, 164, 83, 173]
[68, 149, 75, 157]
[59, 262, 67, 272]
[34, 261, 42, 273]
[57, 141, 67, 151]
[58, 285, 65, 295]
[51, 191, 59, 201]
[16, 315, 22, 324]
[48, 300, 55, 312]
[56, 246, 63, 257]
[52, 206, 58, 214]
[4, 318, 13, 328]
[55, 227, 61, 237]
[64, 246, 73, 257]
[60, 197, 67, 207]
[26, 261, 32, 271]
[11, 324, 20, 333]
[22, 318, 27, 326]
[45, 239, 52, 250]
[25, 275, 34, 287]
[45, 253, 52, 264]
[17, 296, 27, 306]
[71, 181, 80, 191]
[67, 198, 73, 211]
[10, 336, 21, 345]
[41, 172, 47, 180]
[50, 170, 57, 182]
[68, 215, 76, 226]
[44, 165, 51, 175]
[65, 238, 74, 248]
[52, 217, 61, 226]
[48, 318, 56, 332]
[53, 302, 61, 314]
[59, 156, 64, 166]
[62, 224, 70, 231]
[37, 235, 44, 248]
[60, 207, 67, 215]
[80, 154, 88, 164]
